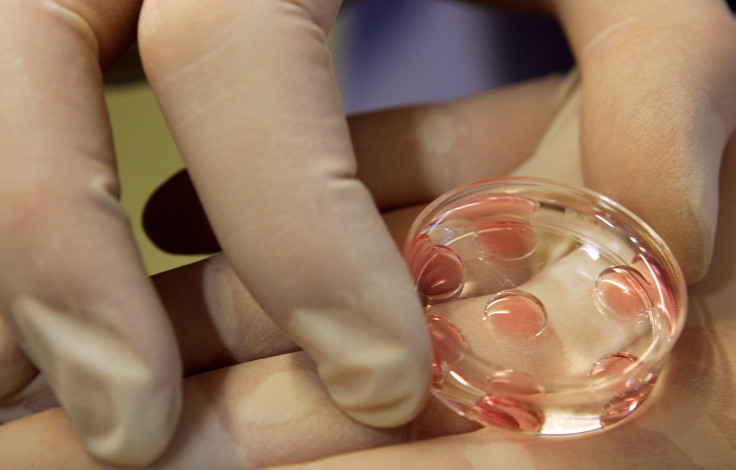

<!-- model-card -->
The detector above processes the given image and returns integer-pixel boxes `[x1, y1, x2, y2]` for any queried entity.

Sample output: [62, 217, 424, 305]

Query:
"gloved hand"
[0, 1, 183, 466]
[138, 0, 434, 442]
[1, 0, 734, 467]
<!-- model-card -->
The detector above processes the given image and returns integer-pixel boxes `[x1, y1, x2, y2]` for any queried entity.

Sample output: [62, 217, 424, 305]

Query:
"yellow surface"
[105, 82, 207, 275]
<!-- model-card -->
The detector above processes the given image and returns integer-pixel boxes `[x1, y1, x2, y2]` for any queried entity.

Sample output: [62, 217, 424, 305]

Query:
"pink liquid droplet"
[476, 215, 537, 260]
[600, 378, 656, 427]
[427, 315, 466, 365]
[595, 266, 652, 319]
[590, 352, 639, 378]
[473, 394, 544, 432]
[414, 245, 465, 304]
[407, 233, 431, 277]
[484, 290, 547, 338]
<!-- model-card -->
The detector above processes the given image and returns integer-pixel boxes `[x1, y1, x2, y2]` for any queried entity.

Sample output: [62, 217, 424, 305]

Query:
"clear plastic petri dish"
[403, 177, 687, 436]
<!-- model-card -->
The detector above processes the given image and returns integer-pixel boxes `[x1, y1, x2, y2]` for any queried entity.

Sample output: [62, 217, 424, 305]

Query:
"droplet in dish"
[595, 266, 652, 319]
[476, 215, 537, 261]
[427, 315, 466, 364]
[484, 290, 547, 338]
[473, 394, 544, 432]
[413, 245, 466, 304]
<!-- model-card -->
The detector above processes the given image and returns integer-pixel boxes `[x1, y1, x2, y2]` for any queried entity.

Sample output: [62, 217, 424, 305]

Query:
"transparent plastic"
[404, 177, 687, 435]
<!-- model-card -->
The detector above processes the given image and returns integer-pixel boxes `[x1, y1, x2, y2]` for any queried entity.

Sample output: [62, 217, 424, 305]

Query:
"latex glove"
[138, 0, 433, 434]
[0, 1, 181, 466]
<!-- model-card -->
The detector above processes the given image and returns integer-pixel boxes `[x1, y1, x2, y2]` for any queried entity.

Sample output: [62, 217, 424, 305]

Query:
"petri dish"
[404, 177, 687, 435]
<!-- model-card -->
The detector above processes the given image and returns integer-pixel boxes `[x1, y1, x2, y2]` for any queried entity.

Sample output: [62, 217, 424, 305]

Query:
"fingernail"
[10, 296, 182, 466]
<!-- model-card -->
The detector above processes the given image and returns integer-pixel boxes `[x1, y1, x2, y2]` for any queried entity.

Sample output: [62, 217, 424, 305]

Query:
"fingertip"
[80, 377, 182, 466]
[9, 296, 183, 466]
[315, 331, 433, 429]
[335, 366, 432, 430]
[57, 353, 182, 467]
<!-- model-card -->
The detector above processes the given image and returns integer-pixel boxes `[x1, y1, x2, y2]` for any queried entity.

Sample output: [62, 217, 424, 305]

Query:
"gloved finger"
[143, 74, 568, 255]
[0, 351, 478, 470]
[0, 1, 181, 465]
[555, 0, 736, 282]
[138, 0, 431, 428]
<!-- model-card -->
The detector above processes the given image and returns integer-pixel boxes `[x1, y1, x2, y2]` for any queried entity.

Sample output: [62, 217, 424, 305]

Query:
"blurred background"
[105, 0, 576, 276]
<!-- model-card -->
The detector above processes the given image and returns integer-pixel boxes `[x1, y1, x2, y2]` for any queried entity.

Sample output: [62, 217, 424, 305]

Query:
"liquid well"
[476, 216, 537, 260]
[484, 290, 547, 338]
[473, 394, 545, 432]
[406, 178, 686, 436]
[411, 243, 465, 304]
[594, 266, 652, 320]
[427, 314, 466, 364]
[427, 314, 466, 388]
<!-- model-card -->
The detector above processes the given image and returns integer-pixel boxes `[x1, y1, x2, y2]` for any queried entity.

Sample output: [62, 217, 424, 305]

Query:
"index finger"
[139, 0, 432, 427]
[0, 1, 181, 465]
